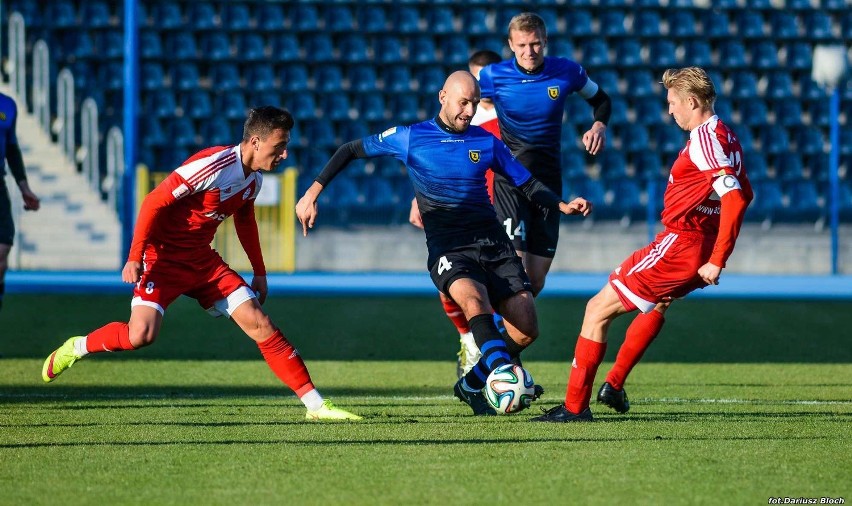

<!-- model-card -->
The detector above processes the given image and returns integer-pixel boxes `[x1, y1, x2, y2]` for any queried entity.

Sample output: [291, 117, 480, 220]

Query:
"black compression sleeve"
[6, 143, 27, 184]
[314, 139, 367, 187]
[518, 177, 562, 210]
[585, 88, 612, 125]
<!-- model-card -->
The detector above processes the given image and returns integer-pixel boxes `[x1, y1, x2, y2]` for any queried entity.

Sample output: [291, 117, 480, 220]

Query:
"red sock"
[441, 295, 470, 334]
[256, 330, 315, 397]
[565, 336, 607, 414]
[86, 322, 135, 353]
[605, 310, 665, 390]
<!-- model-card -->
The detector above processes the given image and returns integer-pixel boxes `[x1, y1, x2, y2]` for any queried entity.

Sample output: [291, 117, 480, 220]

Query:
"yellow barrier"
[134, 164, 296, 273]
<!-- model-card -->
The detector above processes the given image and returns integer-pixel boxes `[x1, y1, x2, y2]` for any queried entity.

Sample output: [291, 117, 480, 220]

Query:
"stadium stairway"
[3, 87, 121, 271]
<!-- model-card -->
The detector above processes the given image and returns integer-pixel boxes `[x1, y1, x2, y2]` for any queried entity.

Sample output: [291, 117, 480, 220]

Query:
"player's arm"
[5, 113, 39, 211]
[699, 171, 751, 285]
[409, 197, 423, 229]
[578, 78, 611, 155]
[233, 199, 268, 303]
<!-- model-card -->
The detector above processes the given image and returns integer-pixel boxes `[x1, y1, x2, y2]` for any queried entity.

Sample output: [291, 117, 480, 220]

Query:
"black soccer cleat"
[453, 379, 496, 416]
[596, 382, 630, 413]
[532, 384, 544, 401]
[530, 404, 594, 422]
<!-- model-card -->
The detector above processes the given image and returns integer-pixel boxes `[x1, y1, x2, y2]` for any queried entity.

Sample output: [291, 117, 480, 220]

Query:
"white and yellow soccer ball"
[483, 364, 536, 414]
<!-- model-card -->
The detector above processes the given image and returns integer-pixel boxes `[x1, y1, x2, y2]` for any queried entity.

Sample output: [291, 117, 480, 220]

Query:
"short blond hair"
[662, 67, 716, 109]
[508, 12, 547, 38]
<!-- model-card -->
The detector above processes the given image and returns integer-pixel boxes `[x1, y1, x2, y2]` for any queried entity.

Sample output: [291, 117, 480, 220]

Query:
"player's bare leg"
[518, 252, 554, 297]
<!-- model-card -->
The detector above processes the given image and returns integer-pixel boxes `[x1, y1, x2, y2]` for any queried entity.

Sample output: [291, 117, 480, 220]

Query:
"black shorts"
[492, 175, 561, 258]
[0, 179, 13, 245]
[429, 239, 532, 306]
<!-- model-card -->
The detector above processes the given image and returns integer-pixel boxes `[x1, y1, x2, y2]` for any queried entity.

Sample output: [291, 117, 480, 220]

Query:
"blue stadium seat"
[562, 150, 586, 180]
[286, 93, 317, 121]
[633, 11, 663, 37]
[743, 151, 768, 181]
[314, 65, 344, 93]
[158, 147, 192, 172]
[388, 95, 420, 124]
[166, 32, 198, 61]
[339, 34, 369, 63]
[282, 64, 309, 92]
[246, 66, 276, 91]
[415, 66, 446, 95]
[222, 3, 251, 31]
[770, 98, 803, 127]
[620, 124, 650, 154]
[82, 0, 112, 28]
[181, 91, 212, 119]
[550, 39, 575, 60]
[751, 41, 779, 70]
[793, 126, 824, 156]
[307, 34, 335, 63]
[733, 124, 754, 152]
[168, 117, 198, 147]
[842, 12, 852, 39]
[599, 10, 627, 37]
[463, 7, 491, 35]
[701, 10, 731, 39]
[633, 97, 664, 126]
[427, 7, 456, 34]
[374, 35, 404, 65]
[357, 94, 387, 123]
[625, 70, 654, 97]
[610, 98, 629, 126]
[736, 10, 765, 39]
[729, 72, 759, 99]
[49, 0, 77, 28]
[747, 180, 784, 222]
[760, 125, 789, 155]
[609, 179, 645, 221]
[210, 64, 241, 91]
[565, 98, 591, 127]
[201, 122, 233, 148]
[257, 3, 284, 31]
[145, 89, 177, 118]
[668, 11, 697, 38]
[150, 3, 182, 30]
[714, 97, 733, 121]
[581, 39, 610, 67]
[745, 0, 772, 8]
[778, 154, 806, 181]
[770, 11, 800, 39]
[655, 123, 685, 155]
[785, 180, 822, 221]
[565, 177, 607, 214]
[649, 40, 678, 68]
[784, 42, 812, 71]
[325, 5, 355, 32]
[764, 72, 795, 100]
[59, 31, 96, 61]
[442, 37, 470, 66]
[98, 61, 125, 91]
[138, 31, 163, 61]
[338, 120, 371, 143]
[380, 66, 412, 94]
[719, 40, 748, 69]
[840, 128, 852, 156]
[320, 94, 352, 122]
[200, 32, 231, 62]
[272, 34, 300, 62]
[359, 5, 388, 33]
[805, 11, 834, 40]
[615, 39, 643, 68]
[419, 93, 440, 120]
[395, 7, 421, 34]
[409, 36, 438, 65]
[238, 33, 267, 62]
[799, 77, 829, 102]
[186, 2, 218, 30]
[599, 151, 628, 179]
[215, 92, 248, 121]
[633, 152, 663, 180]
[9, 2, 42, 28]
[247, 90, 281, 109]
[292, 4, 319, 32]
[536, 8, 559, 33]
[301, 119, 337, 149]
[565, 10, 594, 38]
[593, 70, 619, 96]
[139, 63, 165, 91]
[348, 66, 378, 93]
[737, 98, 768, 127]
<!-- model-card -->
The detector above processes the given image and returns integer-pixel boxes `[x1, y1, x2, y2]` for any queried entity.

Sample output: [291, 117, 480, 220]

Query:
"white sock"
[300, 389, 324, 411]
[73, 337, 90, 357]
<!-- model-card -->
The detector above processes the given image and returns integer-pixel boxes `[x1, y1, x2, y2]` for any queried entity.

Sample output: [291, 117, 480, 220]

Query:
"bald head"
[438, 71, 480, 133]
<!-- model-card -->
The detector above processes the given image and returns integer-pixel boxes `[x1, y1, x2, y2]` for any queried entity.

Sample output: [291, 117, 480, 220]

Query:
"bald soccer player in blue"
[296, 71, 593, 415]
[479, 12, 611, 297]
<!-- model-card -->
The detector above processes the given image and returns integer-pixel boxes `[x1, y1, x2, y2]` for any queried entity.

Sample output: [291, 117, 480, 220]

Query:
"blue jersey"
[479, 57, 589, 180]
[362, 119, 533, 266]
[0, 93, 19, 178]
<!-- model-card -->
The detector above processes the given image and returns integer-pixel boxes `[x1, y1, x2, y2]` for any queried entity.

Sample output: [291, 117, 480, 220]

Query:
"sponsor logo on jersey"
[547, 86, 560, 100]
[379, 127, 397, 141]
[469, 150, 481, 163]
[171, 183, 190, 199]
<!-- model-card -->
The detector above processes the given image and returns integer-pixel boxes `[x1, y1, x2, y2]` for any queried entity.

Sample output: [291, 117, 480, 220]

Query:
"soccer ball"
[483, 364, 536, 414]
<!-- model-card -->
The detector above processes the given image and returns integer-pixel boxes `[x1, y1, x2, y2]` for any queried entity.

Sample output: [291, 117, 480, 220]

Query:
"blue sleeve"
[566, 60, 590, 94]
[479, 66, 495, 99]
[6, 101, 17, 146]
[490, 136, 532, 187]
[361, 125, 410, 161]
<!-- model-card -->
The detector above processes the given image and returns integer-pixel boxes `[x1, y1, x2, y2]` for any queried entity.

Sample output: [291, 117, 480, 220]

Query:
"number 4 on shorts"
[437, 256, 453, 275]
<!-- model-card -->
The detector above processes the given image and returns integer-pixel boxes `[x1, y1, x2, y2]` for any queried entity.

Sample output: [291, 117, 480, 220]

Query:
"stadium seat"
[145, 89, 177, 118]
[388, 95, 420, 124]
[313, 65, 344, 93]
[619, 124, 650, 154]
[98, 61, 125, 91]
[608, 179, 645, 221]
[59, 31, 96, 61]
[565, 177, 607, 216]
[307, 34, 335, 63]
[655, 123, 685, 155]
[200, 121, 233, 148]
[743, 151, 768, 181]
[615, 39, 643, 68]
[257, 3, 285, 31]
[770, 98, 803, 127]
[338, 120, 371, 143]
[463, 8, 491, 35]
[348, 66, 378, 93]
[792, 126, 824, 156]
[632, 11, 662, 38]
[287, 92, 317, 121]
[49, 0, 77, 28]
[380, 66, 412, 94]
[599, 151, 628, 180]
[746, 0, 773, 8]
[215, 92, 248, 120]
[751, 41, 779, 70]
[339, 34, 369, 64]
[729, 72, 759, 99]
[737, 98, 769, 127]
[246, 66, 277, 91]
[668, 11, 697, 38]
[238, 33, 267, 62]
[200, 32, 232, 62]
[356, 94, 387, 123]
[549, 39, 575, 60]
[718, 40, 748, 69]
[222, 3, 251, 31]
[359, 5, 388, 33]
[168, 117, 198, 147]
[747, 180, 784, 222]
[9, 1, 42, 28]
[247, 90, 281, 109]
[770, 11, 800, 39]
[733, 124, 755, 152]
[139, 63, 165, 91]
[760, 125, 790, 155]
[150, 3, 182, 30]
[395, 7, 421, 34]
[565, 10, 594, 38]
[186, 2, 218, 30]
[562, 150, 586, 180]
[805, 11, 834, 40]
[783, 42, 811, 71]
[778, 154, 806, 181]
[292, 4, 319, 32]
[418, 93, 441, 120]
[625, 70, 655, 97]
[592, 70, 619, 96]
[785, 180, 822, 221]
[325, 5, 355, 32]
[842, 12, 852, 39]
[736, 10, 765, 39]
[139, 117, 166, 148]
[701, 10, 731, 39]
[633, 97, 664, 126]
[281, 64, 309, 92]
[415, 66, 446, 95]
[443, 37, 471, 66]
[272, 34, 300, 62]
[409, 36, 438, 65]
[649, 40, 678, 69]
[166, 32, 198, 61]
[609, 98, 629, 126]
[799, 77, 829, 102]
[714, 97, 733, 122]
[427, 7, 456, 34]
[209, 64, 241, 91]
[581, 39, 610, 67]
[632, 151, 663, 180]
[301, 119, 337, 149]
[599, 10, 627, 37]
[181, 90, 212, 120]
[82, 0, 112, 28]
[763, 72, 795, 100]
[373, 35, 404, 65]
[320, 94, 352, 122]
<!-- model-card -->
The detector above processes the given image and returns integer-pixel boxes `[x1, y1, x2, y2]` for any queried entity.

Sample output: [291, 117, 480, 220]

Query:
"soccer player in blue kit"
[296, 71, 593, 415]
[479, 12, 611, 297]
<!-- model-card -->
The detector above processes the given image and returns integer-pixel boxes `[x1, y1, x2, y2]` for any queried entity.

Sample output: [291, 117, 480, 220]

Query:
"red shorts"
[132, 246, 250, 316]
[609, 229, 715, 313]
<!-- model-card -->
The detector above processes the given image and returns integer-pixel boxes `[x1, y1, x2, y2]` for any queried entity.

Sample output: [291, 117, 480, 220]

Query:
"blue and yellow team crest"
[547, 86, 560, 100]
[468, 150, 481, 163]
[0, 112, 6, 121]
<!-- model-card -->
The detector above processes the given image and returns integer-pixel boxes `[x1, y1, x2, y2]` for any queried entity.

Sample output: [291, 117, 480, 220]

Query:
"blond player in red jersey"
[533, 67, 753, 422]
[41, 107, 360, 421]
[408, 50, 505, 378]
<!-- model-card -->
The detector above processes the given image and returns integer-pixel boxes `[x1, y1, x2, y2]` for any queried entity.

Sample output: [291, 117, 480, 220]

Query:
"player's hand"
[121, 260, 142, 284]
[295, 194, 318, 236]
[560, 197, 592, 216]
[20, 187, 40, 211]
[251, 275, 268, 305]
[408, 197, 424, 229]
[582, 122, 607, 155]
[698, 262, 723, 285]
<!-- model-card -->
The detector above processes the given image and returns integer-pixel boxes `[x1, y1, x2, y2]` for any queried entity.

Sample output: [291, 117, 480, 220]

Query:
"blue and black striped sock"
[461, 314, 511, 391]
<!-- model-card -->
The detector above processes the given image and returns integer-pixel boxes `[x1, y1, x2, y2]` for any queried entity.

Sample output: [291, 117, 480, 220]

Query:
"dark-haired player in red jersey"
[533, 67, 753, 422]
[42, 107, 360, 421]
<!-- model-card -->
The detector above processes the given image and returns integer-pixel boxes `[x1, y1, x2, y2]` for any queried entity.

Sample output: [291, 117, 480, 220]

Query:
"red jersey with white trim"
[660, 116, 752, 234]
[128, 145, 264, 262]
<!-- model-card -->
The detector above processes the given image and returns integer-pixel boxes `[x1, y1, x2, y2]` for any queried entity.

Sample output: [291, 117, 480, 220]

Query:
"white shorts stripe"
[131, 297, 165, 315]
[628, 232, 677, 276]
[610, 278, 656, 314]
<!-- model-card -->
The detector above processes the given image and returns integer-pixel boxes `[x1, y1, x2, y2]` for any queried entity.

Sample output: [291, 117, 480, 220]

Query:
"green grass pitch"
[1, 294, 849, 505]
